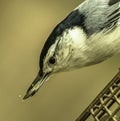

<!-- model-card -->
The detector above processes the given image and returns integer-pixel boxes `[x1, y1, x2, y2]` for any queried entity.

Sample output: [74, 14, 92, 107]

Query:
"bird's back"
[76, 0, 120, 35]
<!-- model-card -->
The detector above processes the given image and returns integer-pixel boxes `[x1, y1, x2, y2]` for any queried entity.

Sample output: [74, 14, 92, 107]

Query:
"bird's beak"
[23, 71, 50, 100]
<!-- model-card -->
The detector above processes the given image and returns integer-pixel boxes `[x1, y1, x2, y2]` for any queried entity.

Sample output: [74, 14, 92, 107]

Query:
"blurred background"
[0, 0, 120, 121]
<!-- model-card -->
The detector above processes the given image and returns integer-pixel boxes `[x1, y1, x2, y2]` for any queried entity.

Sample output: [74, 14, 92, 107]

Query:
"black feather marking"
[103, 6, 120, 30]
[108, 0, 120, 6]
[104, 18, 118, 29]
[108, 8, 120, 17]
[108, 12, 120, 22]
[39, 10, 87, 70]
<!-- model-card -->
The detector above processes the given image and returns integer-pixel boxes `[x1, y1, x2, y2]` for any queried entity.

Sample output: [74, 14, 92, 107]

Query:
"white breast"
[64, 26, 120, 70]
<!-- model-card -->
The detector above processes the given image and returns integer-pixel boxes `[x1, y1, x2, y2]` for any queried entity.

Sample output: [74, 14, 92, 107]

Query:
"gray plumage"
[23, 0, 120, 99]
[77, 0, 120, 35]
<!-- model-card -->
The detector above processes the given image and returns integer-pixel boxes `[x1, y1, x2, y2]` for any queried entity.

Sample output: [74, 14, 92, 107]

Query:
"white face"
[42, 27, 87, 74]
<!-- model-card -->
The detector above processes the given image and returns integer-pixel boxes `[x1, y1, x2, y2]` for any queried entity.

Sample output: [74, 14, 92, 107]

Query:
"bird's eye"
[49, 56, 56, 65]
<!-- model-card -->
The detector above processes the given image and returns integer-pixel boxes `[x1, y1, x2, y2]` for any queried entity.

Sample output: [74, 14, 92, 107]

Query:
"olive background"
[0, 0, 120, 121]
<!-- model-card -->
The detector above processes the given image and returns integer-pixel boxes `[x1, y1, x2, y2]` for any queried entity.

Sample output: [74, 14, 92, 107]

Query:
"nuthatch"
[23, 0, 120, 99]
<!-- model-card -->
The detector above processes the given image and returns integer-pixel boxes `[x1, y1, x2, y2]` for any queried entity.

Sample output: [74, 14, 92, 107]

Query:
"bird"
[23, 0, 120, 99]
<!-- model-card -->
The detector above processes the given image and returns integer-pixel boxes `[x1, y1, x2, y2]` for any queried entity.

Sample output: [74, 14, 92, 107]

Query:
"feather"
[109, 0, 120, 6]
[78, 0, 120, 35]
[104, 1, 120, 30]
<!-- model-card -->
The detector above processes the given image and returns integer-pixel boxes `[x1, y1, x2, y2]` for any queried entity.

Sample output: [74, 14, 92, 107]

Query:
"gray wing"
[78, 0, 120, 35]
[104, 0, 120, 29]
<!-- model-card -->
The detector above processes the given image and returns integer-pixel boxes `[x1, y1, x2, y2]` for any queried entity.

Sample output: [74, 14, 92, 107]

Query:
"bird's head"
[23, 24, 74, 99]
[23, 10, 87, 99]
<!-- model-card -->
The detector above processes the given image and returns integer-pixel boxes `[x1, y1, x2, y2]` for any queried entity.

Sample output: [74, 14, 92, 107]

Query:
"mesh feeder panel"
[76, 69, 120, 121]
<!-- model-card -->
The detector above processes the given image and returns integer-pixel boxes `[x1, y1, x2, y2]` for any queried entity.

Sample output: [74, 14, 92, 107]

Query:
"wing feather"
[80, 0, 120, 35]
[103, 2, 120, 30]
